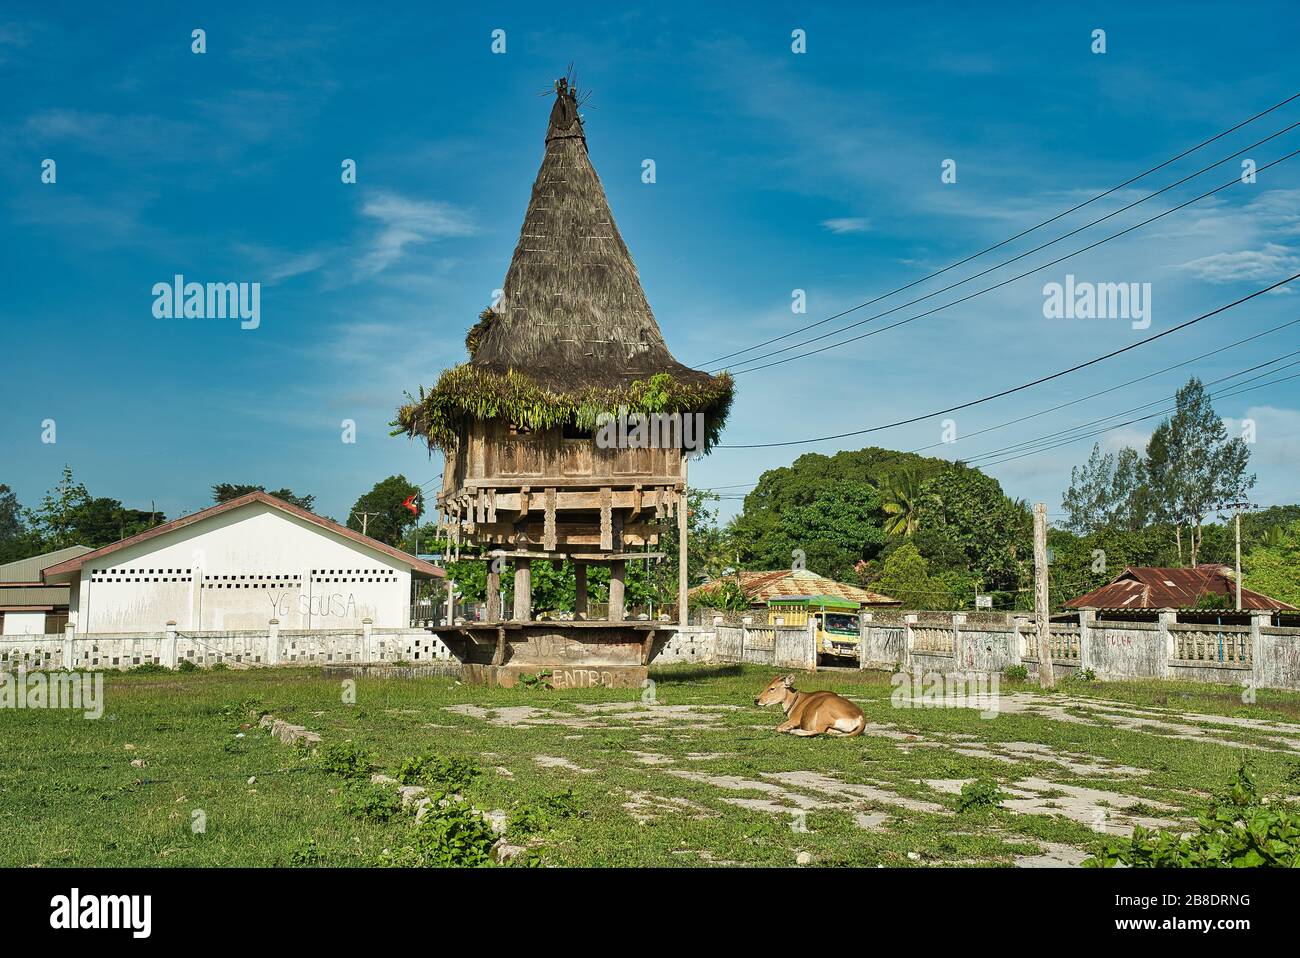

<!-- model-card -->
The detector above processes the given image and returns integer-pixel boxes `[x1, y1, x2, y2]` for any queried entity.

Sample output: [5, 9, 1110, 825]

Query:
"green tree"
[1145, 378, 1254, 565]
[874, 543, 966, 610]
[776, 479, 885, 583]
[213, 483, 316, 512]
[0, 484, 22, 543]
[68, 497, 162, 547]
[1244, 519, 1300, 607]
[881, 471, 923, 537]
[914, 469, 1029, 591]
[27, 466, 90, 550]
[347, 476, 422, 546]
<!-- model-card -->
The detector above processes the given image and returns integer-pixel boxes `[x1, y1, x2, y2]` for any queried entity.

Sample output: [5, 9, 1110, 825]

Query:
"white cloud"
[821, 217, 871, 234]
[1174, 242, 1300, 288]
[354, 191, 478, 279]
[267, 252, 327, 284]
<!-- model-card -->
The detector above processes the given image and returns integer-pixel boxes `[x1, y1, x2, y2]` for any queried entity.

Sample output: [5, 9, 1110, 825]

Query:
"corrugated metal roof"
[691, 569, 899, 607]
[0, 546, 92, 583]
[0, 586, 68, 608]
[1065, 565, 1296, 611]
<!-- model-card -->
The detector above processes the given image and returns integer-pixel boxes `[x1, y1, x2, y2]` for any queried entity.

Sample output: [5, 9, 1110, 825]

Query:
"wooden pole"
[609, 559, 626, 622]
[1033, 503, 1055, 689]
[486, 565, 501, 621]
[574, 561, 588, 618]
[513, 558, 531, 622]
[678, 466, 689, 628]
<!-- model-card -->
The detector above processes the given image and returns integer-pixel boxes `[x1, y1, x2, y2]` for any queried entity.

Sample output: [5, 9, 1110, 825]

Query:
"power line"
[956, 350, 1300, 462]
[974, 369, 1300, 469]
[712, 122, 1300, 374]
[700, 91, 1300, 368]
[717, 272, 1300, 448]
[726, 145, 1300, 376]
[696, 317, 1300, 498]
[905, 317, 1300, 456]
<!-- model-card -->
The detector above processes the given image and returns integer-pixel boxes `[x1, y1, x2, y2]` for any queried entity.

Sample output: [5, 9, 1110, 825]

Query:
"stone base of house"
[460, 662, 647, 688]
[452, 620, 660, 688]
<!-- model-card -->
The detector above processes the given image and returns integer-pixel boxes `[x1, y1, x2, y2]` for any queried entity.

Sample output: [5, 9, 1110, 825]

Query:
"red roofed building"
[690, 568, 899, 610]
[1064, 564, 1295, 614]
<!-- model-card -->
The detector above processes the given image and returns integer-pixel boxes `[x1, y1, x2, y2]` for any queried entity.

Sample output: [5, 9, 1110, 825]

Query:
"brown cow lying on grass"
[755, 674, 866, 737]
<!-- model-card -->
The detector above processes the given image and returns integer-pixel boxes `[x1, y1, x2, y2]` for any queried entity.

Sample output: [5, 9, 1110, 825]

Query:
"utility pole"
[1226, 499, 1252, 611]
[1033, 503, 1055, 690]
[352, 511, 381, 537]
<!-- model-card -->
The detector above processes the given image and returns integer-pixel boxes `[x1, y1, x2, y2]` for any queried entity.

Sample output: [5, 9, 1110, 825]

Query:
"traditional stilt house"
[397, 76, 733, 685]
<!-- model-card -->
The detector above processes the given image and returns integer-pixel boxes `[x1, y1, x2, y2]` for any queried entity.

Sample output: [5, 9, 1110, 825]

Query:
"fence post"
[362, 617, 374, 663]
[904, 614, 916, 671]
[1078, 610, 1095, 674]
[63, 623, 76, 670]
[1157, 610, 1176, 678]
[1249, 611, 1265, 690]
[164, 620, 178, 669]
[952, 613, 966, 670]
[267, 619, 281, 666]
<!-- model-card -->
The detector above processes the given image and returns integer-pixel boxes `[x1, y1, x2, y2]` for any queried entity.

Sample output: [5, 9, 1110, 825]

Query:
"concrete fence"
[861, 610, 1300, 691]
[655, 621, 817, 671]
[0, 621, 453, 672]
[7, 611, 1297, 693]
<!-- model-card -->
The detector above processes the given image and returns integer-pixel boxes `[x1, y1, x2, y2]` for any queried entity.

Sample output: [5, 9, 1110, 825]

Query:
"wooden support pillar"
[609, 559, 626, 622]
[513, 557, 532, 622]
[486, 565, 501, 621]
[678, 486, 689, 628]
[574, 562, 588, 617]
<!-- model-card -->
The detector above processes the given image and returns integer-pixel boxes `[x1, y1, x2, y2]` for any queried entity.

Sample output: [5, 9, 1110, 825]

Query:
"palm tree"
[882, 472, 923, 537]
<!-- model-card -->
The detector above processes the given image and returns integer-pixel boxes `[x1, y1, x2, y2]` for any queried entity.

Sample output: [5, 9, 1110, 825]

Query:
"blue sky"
[1, 1, 1297, 526]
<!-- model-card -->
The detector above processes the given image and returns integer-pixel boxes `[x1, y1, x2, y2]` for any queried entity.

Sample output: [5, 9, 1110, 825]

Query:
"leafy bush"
[1003, 664, 1028, 681]
[516, 670, 553, 690]
[957, 779, 1006, 813]
[128, 662, 170, 674]
[385, 799, 498, 867]
[177, 659, 200, 673]
[338, 781, 402, 822]
[285, 840, 322, 866]
[1086, 765, 1300, 867]
[396, 755, 479, 792]
[316, 741, 372, 779]
[509, 789, 584, 836]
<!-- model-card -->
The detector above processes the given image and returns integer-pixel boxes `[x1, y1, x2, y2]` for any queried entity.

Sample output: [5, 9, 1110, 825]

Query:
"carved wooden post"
[513, 557, 532, 622]
[678, 468, 689, 629]
[486, 563, 501, 621]
[609, 559, 626, 622]
[574, 561, 588, 617]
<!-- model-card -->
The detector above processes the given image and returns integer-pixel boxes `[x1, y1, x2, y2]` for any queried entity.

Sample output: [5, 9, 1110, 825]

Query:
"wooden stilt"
[513, 557, 532, 622]
[574, 562, 588, 617]
[609, 558, 626, 622]
[486, 565, 501, 621]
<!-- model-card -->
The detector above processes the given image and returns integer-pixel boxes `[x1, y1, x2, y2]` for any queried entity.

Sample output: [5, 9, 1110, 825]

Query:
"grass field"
[4, 664, 1300, 868]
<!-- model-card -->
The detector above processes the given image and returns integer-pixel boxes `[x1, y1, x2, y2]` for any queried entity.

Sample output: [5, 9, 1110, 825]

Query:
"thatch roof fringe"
[394, 367, 733, 454]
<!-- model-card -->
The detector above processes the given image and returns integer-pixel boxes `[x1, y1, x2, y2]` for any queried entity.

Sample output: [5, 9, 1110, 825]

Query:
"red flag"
[402, 494, 419, 515]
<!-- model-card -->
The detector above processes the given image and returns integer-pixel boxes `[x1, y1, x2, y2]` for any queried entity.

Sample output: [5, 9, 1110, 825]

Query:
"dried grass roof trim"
[395, 366, 734, 454]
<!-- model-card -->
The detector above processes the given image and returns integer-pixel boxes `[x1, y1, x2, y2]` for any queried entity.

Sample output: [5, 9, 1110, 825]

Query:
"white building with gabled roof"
[41, 492, 443, 633]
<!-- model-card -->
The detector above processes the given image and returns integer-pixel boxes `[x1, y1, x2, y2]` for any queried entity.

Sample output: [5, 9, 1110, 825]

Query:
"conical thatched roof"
[397, 77, 733, 453]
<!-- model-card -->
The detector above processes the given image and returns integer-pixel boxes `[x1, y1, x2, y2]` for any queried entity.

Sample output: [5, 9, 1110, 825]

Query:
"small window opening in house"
[562, 422, 593, 440]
